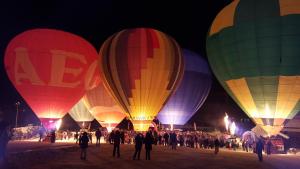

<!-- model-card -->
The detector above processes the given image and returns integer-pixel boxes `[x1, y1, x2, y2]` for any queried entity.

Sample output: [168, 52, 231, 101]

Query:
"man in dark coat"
[113, 130, 121, 157]
[163, 132, 169, 146]
[79, 132, 89, 160]
[120, 130, 125, 144]
[256, 138, 264, 162]
[50, 130, 56, 143]
[144, 131, 154, 160]
[214, 138, 220, 154]
[95, 128, 102, 146]
[266, 139, 272, 155]
[170, 132, 177, 150]
[74, 131, 79, 144]
[109, 131, 115, 144]
[133, 133, 144, 160]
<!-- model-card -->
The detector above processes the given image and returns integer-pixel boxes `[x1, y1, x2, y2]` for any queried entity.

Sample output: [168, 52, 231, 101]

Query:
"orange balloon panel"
[83, 83, 127, 127]
[4, 29, 99, 121]
[92, 111, 126, 128]
[99, 28, 184, 131]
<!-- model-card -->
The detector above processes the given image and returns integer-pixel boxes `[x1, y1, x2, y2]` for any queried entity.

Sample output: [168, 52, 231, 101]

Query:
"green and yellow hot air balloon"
[207, 0, 300, 136]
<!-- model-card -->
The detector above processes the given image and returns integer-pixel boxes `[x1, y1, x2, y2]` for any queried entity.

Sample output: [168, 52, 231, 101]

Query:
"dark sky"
[0, 0, 254, 130]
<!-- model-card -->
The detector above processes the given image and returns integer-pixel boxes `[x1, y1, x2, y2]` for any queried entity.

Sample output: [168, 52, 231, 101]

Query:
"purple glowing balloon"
[157, 49, 211, 125]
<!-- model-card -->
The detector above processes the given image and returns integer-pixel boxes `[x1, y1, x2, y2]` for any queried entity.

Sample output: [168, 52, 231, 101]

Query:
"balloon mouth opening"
[132, 120, 154, 131]
[76, 121, 92, 129]
[40, 118, 61, 131]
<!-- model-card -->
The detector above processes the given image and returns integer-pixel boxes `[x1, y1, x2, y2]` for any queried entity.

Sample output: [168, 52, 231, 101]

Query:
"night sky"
[0, 0, 254, 130]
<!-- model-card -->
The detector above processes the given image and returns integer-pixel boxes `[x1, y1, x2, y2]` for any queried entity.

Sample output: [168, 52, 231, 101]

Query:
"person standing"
[95, 128, 102, 146]
[113, 130, 121, 158]
[0, 118, 10, 167]
[214, 138, 220, 154]
[133, 132, 144, 160]
[38, 126, 44, 142]
[266, 139, 272, 155]
[109, 131, 115, 144]
[120, 130, 125, 144]
[144, 131, 154, 160]
[163, 132, 169, 147]
[158, 133, 162, 145]
[256, 138, 264, 162]
[170, 132, 177, 150]
[74, 131, 79, 144]
[88, 132, 93, 144]
[50, 130, 56, 143]
[79, 132, 89, 160]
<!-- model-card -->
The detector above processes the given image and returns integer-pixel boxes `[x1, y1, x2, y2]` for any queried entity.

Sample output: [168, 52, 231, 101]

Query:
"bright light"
[170, 123, 174, 131]
[230, 121, 236, 135]
[224, 113, 229, 131]
[55, 119, 62, 130]
[107, 123, 113, 133]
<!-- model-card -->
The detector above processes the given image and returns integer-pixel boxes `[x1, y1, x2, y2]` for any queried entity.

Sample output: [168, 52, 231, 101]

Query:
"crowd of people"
[0, 121, 278, 166]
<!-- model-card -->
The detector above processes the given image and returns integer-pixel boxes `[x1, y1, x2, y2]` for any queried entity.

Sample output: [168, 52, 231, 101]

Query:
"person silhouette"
[133, 132, 144, 160]
[113, 130, 121, 158]
[144, 131, 154, 160]
[79, 132, 89, 160]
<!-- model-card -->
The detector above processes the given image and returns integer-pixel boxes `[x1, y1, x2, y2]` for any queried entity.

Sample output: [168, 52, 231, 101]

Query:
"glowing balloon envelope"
[83, 83, 126, 132]
[69, 99, 94, 129]
[157, 49, 211, 125]
[206, 0, 300, 135]
[99, 28, 184, 131]
[4, 29, 99, 130]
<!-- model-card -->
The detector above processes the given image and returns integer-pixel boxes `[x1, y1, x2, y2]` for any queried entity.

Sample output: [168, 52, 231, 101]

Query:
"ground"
[5, 141, 300, 169]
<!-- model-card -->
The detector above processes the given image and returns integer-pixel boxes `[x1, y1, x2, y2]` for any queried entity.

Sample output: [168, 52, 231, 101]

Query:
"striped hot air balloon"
[157, 49, 211, 126]
[206, 0, 300, 136]
[99, 28, 184, 131]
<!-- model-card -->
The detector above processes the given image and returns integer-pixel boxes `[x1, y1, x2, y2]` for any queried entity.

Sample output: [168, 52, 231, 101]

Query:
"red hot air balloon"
[4, 29, 99, 130]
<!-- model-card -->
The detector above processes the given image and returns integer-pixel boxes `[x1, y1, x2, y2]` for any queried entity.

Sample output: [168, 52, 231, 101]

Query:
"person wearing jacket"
[79, 132, 89, 160]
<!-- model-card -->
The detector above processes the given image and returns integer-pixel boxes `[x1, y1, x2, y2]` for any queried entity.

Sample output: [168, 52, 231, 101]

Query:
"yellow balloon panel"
[226, 76, 300, 135]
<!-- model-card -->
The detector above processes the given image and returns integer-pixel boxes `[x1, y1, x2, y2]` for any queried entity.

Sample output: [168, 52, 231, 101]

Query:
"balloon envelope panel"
[206, 0, 300, 135]
[157, 50, 211, 125]
[99, 28, 184, 131]
[83, 83, 126, 127]
[69, 99, 94, 122]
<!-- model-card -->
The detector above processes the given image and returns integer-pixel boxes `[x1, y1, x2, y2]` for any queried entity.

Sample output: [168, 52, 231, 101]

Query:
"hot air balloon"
[206, 0, 300, 136]
[4, 29, 99, 130]
[99, 28, 184, 131]
[157, 49, 211, 128]
[69, 99, 94, 129]
[83, 83, 126, 132]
